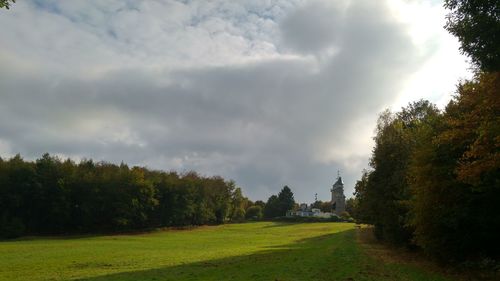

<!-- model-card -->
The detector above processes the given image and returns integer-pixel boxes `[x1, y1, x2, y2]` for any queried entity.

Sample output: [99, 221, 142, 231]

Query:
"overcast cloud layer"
[0, 0, 469, 201]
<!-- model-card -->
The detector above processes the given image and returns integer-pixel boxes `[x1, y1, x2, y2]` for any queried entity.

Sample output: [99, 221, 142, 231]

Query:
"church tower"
[331, 172, 346, 215]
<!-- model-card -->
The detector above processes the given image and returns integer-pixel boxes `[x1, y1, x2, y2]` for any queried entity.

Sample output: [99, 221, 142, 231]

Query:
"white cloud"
[386, 0, 472, 110]
[0, 0, 469, 201]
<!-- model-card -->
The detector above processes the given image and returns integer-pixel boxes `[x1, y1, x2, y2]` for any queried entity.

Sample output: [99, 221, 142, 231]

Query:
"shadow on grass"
[0, 233, 103, 242]
[260, 221, 303, 228]
[260, 220, 342, 228]
[76, 229, 360, 281]
[0, 226, 208, 242]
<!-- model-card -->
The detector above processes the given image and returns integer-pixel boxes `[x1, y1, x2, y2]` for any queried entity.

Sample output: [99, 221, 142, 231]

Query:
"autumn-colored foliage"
[354, 73, 500, 262]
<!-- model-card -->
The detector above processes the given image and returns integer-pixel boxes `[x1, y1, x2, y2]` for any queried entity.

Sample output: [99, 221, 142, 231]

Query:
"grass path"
[0, 222, 452, 281]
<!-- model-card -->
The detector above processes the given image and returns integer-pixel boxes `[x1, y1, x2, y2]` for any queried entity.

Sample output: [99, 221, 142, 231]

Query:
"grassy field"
[0, 222, 453, 281]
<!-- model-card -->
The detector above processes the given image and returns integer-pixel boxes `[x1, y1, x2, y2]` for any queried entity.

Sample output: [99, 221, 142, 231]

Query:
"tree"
[409, 73, 500, 261]
[355, 101, 439, 244]
[231, 207, 246, 222]
[353, 169, 372, 223]
[35, 153, 71, 233]
[0, 0, 15, 9]
[0, 153, 240, 238]
[364, 110, 411, 243]
[444, 0, 500, 71]
[311, 200, 332, 212]
[263, 186, 296, 219]
[0, 154, 35, 237]
[245, 205, 263, 220]
[277, 185, 295, 215]
[264, 195, 280, 218]
[229, 187, 247, 222]
[345, 198, 357, 219]
[451, 73, 500, 186]
[253, 200, 266, 209]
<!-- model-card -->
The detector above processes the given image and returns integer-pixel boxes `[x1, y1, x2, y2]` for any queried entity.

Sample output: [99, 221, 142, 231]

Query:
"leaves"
[444, 0, 500, 71]
[0, 153, 243, 237]
[354, 73, 500, 261]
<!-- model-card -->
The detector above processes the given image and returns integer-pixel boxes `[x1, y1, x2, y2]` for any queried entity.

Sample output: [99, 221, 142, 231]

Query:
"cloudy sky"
[0, 0, 470, 202]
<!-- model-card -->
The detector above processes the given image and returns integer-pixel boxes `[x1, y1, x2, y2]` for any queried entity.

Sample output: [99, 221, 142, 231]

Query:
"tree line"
[353, 0, 500, 262]
[0, 154, 301, 238]
[0, 154, 261, 238]
[354, 73, 498, 262]
[352, 0, 499, 263]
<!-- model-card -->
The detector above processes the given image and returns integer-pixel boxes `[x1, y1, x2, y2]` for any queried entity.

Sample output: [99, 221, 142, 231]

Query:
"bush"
[245, 206, 263, 220]
[340, 211, 351, 220]
[231, 207, 246, 222]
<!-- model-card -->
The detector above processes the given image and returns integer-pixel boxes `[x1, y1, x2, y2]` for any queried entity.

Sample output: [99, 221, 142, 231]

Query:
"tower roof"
[333, 170, 344, 186]
[333, 176, 343, 186]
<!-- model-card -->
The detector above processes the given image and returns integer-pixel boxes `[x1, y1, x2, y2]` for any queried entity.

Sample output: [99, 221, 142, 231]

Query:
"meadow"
[0, 222, 452, 281]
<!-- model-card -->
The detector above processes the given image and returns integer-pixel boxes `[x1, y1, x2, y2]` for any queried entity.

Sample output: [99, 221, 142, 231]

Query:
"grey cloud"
[280, 0, 344, 53]
[0, 0, 426, 201]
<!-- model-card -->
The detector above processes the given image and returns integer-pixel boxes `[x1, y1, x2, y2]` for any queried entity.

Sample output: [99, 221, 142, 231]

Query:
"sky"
[0, 0, 471, 202]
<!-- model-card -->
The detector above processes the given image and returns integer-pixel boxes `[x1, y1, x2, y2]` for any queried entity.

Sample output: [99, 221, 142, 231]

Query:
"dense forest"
[0, 153, 300, 238]
[0, 154, 253, 237]
[352, 0, 499, 263]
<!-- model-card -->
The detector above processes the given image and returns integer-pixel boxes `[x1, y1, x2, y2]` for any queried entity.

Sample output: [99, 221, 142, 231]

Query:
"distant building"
[331, 174, 346, 215]
[287, 172, 346, 218]
[286, 205, 332, 218]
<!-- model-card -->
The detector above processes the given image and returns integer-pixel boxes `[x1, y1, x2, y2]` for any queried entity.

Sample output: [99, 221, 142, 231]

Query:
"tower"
[331, 171, 346, 215]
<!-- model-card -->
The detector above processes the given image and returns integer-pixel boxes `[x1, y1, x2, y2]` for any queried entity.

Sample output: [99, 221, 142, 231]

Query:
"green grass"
[0, 222, 452, 281]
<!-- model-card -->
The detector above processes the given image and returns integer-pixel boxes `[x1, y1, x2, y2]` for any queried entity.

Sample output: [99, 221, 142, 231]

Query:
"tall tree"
[353, 169, 372, 223]
[345, 198, 358, 218]
[35, 154, 71, 233]
[356, 101, 439, 244]
[229, 187, 246, 222]
[444, 0, 500, 71]
[409, 73, 500, 260]
[277, 185, 295, 216]
[263, 195, 280, 218]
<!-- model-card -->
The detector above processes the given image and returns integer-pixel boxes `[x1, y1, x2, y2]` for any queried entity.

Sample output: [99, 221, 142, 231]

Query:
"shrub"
[245, 206, 263, 220]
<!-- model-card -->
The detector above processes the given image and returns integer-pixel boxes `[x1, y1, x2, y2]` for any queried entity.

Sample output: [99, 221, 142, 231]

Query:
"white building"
[286, 172, 346, 218]
[287, 207, 333, 218]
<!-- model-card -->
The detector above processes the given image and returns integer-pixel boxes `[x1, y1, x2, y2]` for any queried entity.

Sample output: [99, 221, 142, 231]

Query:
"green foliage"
[356, 101, 440, 245]
[0, 154, 244, 238]
[353, 169, 371, 223]
[263, 185, 296, 218]
[264, 195, 280, 218]
[339, 211, 352, 220]
[444, 0, 500, 71]
[0, 215, 25, 239]
[245, 205, 263, 220]
[345, 198, 358, 219]
[277, 185, 295, 214]
[253, 200, 266, 209]
[355, 74, 500, 262]
[409, 72, 500, 261]
[353, 0, 498, 261]
[231, 207, 246, 222]
[311, 200, 333, 212]
[0, 0, 14, 9]
[229, 187, 247, 222]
